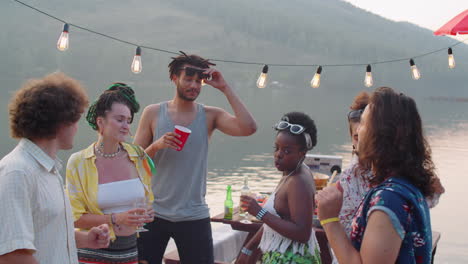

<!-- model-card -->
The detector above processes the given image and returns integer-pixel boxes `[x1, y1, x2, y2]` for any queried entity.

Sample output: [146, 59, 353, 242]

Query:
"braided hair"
[86, 83, 140, 130]
[168, 51, 216, 79]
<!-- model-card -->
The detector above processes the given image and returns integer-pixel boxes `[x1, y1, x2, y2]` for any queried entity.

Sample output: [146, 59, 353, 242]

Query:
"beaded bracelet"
[111, 213, 118, 226]
[241, 247, 252, 256]
[256, 208, 268, 220]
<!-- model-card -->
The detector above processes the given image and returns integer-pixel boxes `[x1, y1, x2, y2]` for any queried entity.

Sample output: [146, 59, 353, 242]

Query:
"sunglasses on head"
[347, 109, 363, 121]
[274, 121, 306, 134]
[179, 67, 210, 79]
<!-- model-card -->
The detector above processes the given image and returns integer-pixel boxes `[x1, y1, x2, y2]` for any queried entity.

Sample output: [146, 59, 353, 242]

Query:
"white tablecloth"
[164, 222, 248, 263]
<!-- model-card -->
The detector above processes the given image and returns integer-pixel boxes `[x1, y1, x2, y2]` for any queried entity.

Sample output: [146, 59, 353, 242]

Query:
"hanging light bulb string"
[11, 0, 468, 68]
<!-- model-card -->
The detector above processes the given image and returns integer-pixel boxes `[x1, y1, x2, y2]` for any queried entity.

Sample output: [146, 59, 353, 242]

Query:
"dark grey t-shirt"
[151, 102, 209, 221]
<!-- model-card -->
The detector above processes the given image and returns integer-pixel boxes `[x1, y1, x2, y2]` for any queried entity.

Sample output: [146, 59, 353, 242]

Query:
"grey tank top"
[151, 102, 209, 221]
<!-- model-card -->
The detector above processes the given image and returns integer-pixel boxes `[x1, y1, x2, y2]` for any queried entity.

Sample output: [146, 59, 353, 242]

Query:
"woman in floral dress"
[317, 87, 436, 263]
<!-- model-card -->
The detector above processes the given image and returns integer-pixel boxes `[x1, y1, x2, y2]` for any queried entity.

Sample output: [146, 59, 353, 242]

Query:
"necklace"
[95, 143, 121, 158]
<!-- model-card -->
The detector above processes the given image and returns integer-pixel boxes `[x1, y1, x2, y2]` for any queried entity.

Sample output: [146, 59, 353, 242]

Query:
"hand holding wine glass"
[133, 197, 149, 232]
[240, 192, 259, 224]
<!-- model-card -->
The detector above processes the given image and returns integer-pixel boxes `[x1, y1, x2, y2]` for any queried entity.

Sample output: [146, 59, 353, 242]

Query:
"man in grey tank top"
[134, 53, 257, 264]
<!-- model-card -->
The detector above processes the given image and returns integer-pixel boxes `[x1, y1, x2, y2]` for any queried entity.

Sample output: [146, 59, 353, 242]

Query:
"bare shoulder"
[204, 105, 226, 127]
[289, 169, 315, 193]
[204, 105, 224, 117]
[143, 103, 161, 115]
[140, 104, 162, 127]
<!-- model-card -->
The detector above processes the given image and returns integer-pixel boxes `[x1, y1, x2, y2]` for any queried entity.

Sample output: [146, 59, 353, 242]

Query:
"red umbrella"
[434, 9, 468, 35]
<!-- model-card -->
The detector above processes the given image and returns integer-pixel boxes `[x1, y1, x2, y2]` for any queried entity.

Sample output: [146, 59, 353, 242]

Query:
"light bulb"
[448, 48, 455, 69]
[131, 47, 142, 74]
[256, 65, 268, 88]
[310, 66, 322, 88]
[364, 64, 373, 87]
[57, 24, 69, 51]
[409, 59, 421, 80]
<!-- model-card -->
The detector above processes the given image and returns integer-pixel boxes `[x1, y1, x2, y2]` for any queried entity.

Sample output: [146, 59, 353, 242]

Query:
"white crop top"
[97, 178, 145, 214]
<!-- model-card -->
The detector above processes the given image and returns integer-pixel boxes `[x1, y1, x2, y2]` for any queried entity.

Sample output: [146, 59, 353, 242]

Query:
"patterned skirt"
[78, 234, 138, 264]
[262, 243, 322, 264]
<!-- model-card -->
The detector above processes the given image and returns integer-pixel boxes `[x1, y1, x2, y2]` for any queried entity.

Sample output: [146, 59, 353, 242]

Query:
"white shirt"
[0, 139, 78, 264]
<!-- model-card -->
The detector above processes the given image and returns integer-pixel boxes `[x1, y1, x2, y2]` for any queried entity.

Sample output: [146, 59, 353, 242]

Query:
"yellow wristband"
[320, 217, 340, 226]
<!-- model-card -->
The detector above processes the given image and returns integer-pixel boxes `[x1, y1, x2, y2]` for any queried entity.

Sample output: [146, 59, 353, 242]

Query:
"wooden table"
[211, 207, 332, 264]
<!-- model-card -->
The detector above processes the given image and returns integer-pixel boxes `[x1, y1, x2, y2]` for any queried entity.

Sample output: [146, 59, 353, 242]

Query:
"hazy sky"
[344, 0, 466, 37]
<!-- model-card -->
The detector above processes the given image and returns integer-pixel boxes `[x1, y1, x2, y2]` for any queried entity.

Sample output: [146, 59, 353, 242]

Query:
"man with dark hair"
[0, 73, 110, 263]
[134, 53, 257, 263]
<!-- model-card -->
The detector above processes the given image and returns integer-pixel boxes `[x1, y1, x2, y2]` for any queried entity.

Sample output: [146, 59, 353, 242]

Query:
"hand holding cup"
[174, 125, 192, 151]
[153, 132, 182, 151]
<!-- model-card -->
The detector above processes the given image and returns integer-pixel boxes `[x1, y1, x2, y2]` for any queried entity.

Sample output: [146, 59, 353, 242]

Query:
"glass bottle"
[224, 185, 233, 220]
[239, 176, 251, 216]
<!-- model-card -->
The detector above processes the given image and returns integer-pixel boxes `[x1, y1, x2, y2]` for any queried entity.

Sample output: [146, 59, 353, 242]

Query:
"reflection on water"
[427, 122, 468, 263]
[206, 121, 468, 263]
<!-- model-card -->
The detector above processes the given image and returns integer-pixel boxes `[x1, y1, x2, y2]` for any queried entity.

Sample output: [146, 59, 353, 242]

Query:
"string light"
[364, 64, 373, 87]
[257, 65, 268, 88]
[57, 23, 69, 51]
[10, 0, 468, 86]
[448, 48, 455, 69]
[310, 66, 322, 88]
[131, 46, 142, 73]
[409, 59, 421, 80]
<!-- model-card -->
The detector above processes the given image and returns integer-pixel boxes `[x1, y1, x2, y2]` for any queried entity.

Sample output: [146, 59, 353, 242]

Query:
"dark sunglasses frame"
[347, 109, 363, 121]
[179, 67, 210, 79]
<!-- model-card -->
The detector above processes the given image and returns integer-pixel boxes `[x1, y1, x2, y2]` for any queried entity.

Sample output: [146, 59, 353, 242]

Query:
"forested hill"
[1, 0, 467, 159]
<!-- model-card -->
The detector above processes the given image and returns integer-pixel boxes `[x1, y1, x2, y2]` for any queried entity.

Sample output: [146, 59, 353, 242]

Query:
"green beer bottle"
[224, 185, 233, 220]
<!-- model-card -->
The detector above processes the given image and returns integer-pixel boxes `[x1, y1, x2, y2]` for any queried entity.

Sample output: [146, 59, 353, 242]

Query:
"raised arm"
[203, 68, 257, 136]
[317, 186, 402, 264]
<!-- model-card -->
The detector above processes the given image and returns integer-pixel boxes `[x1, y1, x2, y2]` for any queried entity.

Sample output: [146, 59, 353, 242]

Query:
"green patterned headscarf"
[86, 82, 140, 130]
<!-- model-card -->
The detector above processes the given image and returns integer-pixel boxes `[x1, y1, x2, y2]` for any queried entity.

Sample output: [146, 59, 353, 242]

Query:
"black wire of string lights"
[11, 0, 468, 88]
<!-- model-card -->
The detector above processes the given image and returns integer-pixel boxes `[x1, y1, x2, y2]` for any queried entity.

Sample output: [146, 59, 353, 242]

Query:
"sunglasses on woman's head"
[347, 109, 363, 122]
[179, 67, 210, 79]
[274, 121, 306, 134]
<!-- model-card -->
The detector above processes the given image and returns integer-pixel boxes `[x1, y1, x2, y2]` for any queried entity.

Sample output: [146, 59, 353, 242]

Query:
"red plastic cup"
[174, 125, 192, 151]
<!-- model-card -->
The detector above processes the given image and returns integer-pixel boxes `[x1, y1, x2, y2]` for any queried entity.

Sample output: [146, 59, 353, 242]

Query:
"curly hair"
[358, 87, 436, 197]
[9, 72, 89, 140]
[168, 51, 216, 79]
[86, 83, 140, 131]
[279, 112, 317, 151]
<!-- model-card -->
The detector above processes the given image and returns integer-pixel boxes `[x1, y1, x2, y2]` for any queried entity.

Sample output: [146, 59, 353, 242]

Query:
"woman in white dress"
[237, 112, 321, 264]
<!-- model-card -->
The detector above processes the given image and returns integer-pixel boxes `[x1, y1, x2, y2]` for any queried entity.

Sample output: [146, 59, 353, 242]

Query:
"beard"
[175, 81, 199, 101]
[177, 90, 197, 101]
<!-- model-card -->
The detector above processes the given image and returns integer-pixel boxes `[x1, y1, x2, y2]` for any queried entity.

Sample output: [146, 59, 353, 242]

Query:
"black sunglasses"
[347, 109, 363, 121]
[179, 67, 210, 79]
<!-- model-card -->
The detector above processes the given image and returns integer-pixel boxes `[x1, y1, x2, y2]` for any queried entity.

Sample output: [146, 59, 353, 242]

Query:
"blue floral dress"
[350, 178, 432, 263]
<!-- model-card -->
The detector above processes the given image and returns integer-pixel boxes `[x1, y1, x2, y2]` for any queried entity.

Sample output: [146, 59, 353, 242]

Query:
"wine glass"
[133, 197, 149, 232]
[240, 192, 255, 224]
